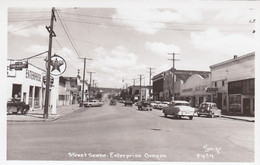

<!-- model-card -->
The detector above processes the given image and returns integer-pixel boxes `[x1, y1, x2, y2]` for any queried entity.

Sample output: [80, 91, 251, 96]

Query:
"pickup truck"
[7, 101, 30, 115]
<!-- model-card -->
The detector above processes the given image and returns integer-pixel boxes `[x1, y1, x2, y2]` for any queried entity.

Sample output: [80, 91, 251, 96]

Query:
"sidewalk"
[220, 115, 255, 122]
[193, 113, 255, 122]
[7, 104, 81, 122]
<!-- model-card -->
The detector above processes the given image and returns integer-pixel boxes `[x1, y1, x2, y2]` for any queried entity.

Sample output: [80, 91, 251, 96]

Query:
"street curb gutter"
[7, 115, 63, 122]
[221, 115, 255, 122]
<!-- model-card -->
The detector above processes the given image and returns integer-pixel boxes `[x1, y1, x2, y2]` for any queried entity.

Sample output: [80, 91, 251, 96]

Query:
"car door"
[165, 102, 174, 115]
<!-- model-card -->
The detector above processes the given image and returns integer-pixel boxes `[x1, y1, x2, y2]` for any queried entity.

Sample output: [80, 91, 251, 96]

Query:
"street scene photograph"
[1, 0, 259, 164]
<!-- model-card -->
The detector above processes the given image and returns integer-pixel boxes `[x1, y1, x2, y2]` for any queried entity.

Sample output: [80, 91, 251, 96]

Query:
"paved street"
[7, 101, 254, 162]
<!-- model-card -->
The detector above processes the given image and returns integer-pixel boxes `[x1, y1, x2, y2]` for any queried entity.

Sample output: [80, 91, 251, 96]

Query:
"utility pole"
[147, 67, 155, 102]
[168, 52, 179, 101]
[138, 75, 143, 101]
[81, 58, 86, 107]
[88, 71, 95, 100]
[44, 7, 56, 119]
[79, 58, 92, 107]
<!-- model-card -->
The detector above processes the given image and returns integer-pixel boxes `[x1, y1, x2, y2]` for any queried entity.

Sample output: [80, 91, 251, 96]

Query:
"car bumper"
[177, 111, 194, 116]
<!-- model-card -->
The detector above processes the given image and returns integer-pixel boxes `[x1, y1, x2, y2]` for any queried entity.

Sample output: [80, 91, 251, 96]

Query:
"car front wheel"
[189, 116, 193, 120]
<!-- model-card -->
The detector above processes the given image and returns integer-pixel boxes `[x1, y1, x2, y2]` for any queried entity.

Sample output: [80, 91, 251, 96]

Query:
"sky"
[6, 1, 257, 88]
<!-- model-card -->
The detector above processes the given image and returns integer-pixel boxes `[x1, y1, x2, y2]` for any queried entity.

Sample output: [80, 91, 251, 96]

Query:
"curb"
[7, 105, 81, 122]
[7, 116, 62, 122]
[221, 115, 255, 122]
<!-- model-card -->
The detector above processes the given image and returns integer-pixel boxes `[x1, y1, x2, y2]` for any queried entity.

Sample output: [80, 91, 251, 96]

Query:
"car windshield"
[175, 102, 190, 106]
[200, 104, 211, 108]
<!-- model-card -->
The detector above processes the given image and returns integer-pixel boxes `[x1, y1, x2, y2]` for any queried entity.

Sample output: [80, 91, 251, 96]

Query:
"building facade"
[210, 52, 255, 115]
[58, 76, 79, 106]
[152, 69, 210, 101]
[180, 74, 211, 107]
[7, 60, 82, 112]
[7, 61, 52, 110]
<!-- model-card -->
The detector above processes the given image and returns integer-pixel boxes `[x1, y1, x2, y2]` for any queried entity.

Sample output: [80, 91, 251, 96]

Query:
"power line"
[55, 9, 82, 58]
[8, 19, 49, 22]
[59, 11, 250, 27]
[53, 37, 81, 69]
[9, 11, 50, 14]
[8, 19, 48, 33]
[60, 18, 252, 32]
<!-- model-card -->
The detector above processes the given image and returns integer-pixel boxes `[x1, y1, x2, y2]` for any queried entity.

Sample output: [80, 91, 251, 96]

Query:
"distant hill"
[93, 87, 121, 93]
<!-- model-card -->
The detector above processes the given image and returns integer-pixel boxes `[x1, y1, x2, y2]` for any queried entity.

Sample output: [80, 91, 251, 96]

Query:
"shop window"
[59, 95, 65, 101]
[12, 84, 22, 101]
[34, 87, 40, 108]
[229, 94, 241, 113]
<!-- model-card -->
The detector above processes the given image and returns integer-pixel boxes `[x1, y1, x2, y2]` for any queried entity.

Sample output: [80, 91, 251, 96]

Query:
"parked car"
[137, 101, 153, 111]
[196, 102, 221, 118]
[110, 99, 117, 106]
[150, 101, 161, 109]
[124, 100, 133, 106]
[7, 100, 30, 115]
[163, 100, 195, 120]
[83, 99, 103, 107]
[157, 101, 170, 109]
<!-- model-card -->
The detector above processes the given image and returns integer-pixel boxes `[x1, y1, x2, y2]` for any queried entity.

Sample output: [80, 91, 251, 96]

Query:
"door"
[217, 93, 222, 109]
[243, 98, 250, 115]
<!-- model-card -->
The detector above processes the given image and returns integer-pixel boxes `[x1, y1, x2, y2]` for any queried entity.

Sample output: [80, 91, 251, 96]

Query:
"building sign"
[25, 69, 41, 82]
[182, 88, 193, 93]
[206, 87, 218, 93]
[46, 54, 67, 76]
[9, 61, 28, 70]
[195, 86, 207, 91]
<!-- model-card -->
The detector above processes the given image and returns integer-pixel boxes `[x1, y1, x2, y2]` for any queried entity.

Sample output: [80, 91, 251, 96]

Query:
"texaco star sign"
[46, 54, 67, 76]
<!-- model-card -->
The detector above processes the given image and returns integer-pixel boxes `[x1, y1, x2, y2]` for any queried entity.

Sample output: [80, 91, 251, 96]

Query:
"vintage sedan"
[196, 102, 221, 118]
[137, 101, 152, 111]
[163, 100, 195, 120]
[124, 100, 133, 106]
[150, 101, 161, 109]
[110, 99, 117, 106]
[83, 99, 103, 107]
[157, 101, 170, 109]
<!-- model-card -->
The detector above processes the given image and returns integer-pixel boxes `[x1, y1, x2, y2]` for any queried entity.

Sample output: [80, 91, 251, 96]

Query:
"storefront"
[228, 78, 254, 115]
[180, 74, 211, 108]
[7, 61, 52, 110]
[210, 52, 255, 115]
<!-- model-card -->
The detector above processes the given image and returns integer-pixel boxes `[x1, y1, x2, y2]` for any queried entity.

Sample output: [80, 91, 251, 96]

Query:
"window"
[222, 80, 225, 87]
[215, 82, 217, 87]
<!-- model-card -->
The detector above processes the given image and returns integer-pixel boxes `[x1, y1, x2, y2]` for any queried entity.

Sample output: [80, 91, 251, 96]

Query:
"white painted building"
[7, 61, 53, 110]
[180, 74, 211, 107]
[210, 52, 255, 115]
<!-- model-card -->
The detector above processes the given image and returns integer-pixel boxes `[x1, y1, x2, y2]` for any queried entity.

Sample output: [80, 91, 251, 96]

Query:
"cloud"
[214, 8, 254, 24]
[8, 24, 48, 38]
[93, 46, 138, 69]
[26, 45, 48, 53]
[88, 46, 149, 87]
[145, 41, 180, 56]
[112, 8, 181, 34]
[112, 8, 203, 34]
[190, 28, 255, 55]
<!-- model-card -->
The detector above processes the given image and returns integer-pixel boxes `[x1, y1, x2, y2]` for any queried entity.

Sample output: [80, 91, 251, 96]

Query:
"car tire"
[164, 113, 167, 117]
[189, 116, 193, 120]
[197, 114, 201, 117]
